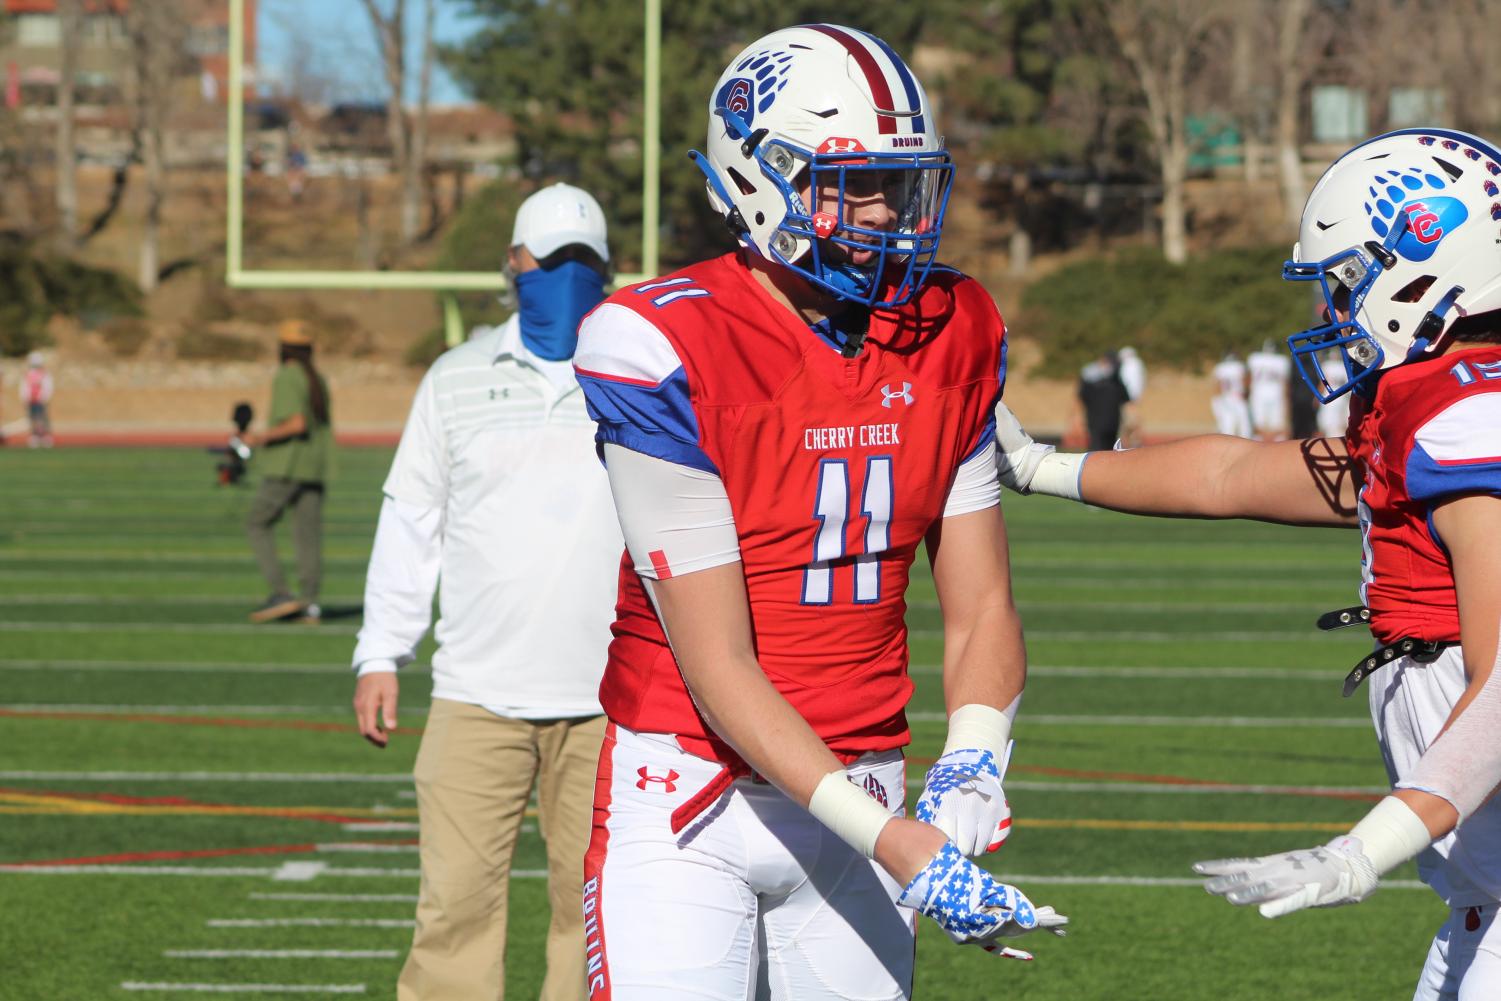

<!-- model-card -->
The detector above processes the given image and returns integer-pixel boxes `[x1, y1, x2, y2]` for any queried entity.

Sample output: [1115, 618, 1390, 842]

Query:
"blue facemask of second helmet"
[514, 259, 608, 361]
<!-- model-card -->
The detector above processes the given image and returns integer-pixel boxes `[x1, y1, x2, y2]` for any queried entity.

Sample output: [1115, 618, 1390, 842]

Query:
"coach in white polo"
[351, 183, 620, 1001]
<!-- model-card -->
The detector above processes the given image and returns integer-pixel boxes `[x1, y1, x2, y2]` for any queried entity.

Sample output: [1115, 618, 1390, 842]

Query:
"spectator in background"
[245, 320, 333, 624]
[351, 183, 620, 1001]
[286, 144, 308, 202]
[1315, 348, 1352, 438]
[1076, 350, 1131, 451]
[1117, 345, 1146, 445]
[1247, 338, 1292, 441]
[1210, 350, 1252, 438]
[22, 351, 54, 448]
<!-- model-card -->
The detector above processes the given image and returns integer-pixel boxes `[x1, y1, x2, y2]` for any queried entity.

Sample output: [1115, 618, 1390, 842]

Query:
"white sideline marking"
[0, 770, 413, 782]
[908, 712, 1369, 728]
[0, 621, 359, 635]
[122, 983, 366, 994]
[341, 822, 419, 832]
[0, 659, 374, 676]
[273, 862, 327, 882]
[163, 950, 397, 959]
[250, 893, 418, 903]
[910, 664, 1333, 680]
[315, 843, 419, 854]
[208, 918, 416, 928]
[911, 629, 1350, 642]
[1000, 874, 1426, 890]
[902, 778, 1388, 796]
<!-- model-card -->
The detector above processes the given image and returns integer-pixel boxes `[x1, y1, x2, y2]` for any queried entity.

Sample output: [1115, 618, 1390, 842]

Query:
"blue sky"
[256, 0, 480, 106]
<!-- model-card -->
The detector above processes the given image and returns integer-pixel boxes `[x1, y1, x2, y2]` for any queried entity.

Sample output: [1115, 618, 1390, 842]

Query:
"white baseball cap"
[511, 182, 609, 263]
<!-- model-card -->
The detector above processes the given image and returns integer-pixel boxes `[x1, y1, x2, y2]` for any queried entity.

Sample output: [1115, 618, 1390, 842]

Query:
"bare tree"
[1272, 0, 1315, 227]
[55, 0, 81, 248]
[1106, 0, 1230, 264]
[358, 0, 435, 245]
[124, 1, 188, 292]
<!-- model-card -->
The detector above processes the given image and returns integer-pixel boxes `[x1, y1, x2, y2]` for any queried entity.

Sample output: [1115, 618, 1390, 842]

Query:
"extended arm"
[1196, 494, 1501, 917]
[995, 400, 1358, 527]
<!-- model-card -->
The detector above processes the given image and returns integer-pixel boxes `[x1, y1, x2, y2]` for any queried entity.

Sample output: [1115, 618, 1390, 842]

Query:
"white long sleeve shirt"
[352, 316, 621, 719]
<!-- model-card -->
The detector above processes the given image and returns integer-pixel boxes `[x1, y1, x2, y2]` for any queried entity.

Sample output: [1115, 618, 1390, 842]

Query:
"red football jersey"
[575, 253, 1006, 763]
[1346, 344, 1501, 644]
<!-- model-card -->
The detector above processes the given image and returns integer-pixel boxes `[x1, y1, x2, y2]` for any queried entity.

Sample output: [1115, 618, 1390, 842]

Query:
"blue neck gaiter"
[514, 260, 608, 361]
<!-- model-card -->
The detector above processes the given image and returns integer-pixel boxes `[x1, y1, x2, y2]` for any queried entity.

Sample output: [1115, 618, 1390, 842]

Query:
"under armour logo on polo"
[636, 766, 680, 793]
[881, 382, 914, 408]
[863, 773, 888, 808]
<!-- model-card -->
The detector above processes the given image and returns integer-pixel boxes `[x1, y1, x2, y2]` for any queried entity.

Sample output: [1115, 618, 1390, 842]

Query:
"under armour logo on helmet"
[881, 382, 914, 408]
[636, 766, 680, 793]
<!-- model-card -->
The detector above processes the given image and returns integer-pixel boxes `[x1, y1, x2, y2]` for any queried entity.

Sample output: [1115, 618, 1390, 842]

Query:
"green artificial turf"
[0, 447, 1441, 1000]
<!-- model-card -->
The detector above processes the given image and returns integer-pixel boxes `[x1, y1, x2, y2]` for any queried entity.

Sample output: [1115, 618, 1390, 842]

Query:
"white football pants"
[1211, 395, 1252, 439]
[582, 723, 915, 1001]
[1368, 648, 1501, 1000]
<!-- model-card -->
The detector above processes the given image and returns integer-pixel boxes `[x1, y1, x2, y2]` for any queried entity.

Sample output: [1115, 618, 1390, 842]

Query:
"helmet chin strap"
[1407, 284, 1466, 360]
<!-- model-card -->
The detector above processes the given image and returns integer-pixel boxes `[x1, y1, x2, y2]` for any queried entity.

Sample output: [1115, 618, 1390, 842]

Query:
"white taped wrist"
[808, 769, 894, 859]
[1029, 451, 1085, 501]
[1348, 796, 1433, 875]
[942, 700, 1016, 757]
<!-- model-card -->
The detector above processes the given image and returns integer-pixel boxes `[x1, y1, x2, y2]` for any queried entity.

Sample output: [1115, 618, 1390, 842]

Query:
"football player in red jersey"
[998, 128, 1501, 1000]
[572, 23, 1065, 1001]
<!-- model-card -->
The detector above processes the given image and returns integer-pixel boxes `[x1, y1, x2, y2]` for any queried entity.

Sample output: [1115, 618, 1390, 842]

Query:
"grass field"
[0, 446, 1444, 1000]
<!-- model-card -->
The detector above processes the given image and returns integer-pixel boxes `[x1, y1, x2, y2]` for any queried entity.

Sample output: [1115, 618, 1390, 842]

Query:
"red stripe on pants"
[581, 722, 617, 997]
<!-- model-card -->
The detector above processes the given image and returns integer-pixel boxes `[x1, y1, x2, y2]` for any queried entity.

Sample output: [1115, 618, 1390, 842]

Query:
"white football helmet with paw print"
[692, 24, 952, 308]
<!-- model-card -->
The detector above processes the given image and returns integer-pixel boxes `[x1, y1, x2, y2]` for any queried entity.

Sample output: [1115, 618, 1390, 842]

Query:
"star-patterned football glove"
[1194, 835, 1381, 918]
[916, 742, 1013, 856]
[898, 842, 1068, 960]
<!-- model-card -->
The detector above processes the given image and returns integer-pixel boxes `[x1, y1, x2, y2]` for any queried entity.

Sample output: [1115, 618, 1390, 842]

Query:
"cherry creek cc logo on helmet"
[719, 78, 754, 125]
[636, 766, 680, 793]
[1363, 166, 1469, 263]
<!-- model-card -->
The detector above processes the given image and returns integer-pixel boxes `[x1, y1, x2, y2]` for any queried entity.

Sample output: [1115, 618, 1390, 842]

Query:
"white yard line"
[121, 983, 366, 995]
[0, 621, 358, 635]
[163, 950, 397, 960]
[908, 711, 1368, 727]
[207, 918, 415, 928]
[341, 822, 420, 832]
[249, 893, 418, 903]
[0, 660, 356, 675]
[315, 843, 419, 854]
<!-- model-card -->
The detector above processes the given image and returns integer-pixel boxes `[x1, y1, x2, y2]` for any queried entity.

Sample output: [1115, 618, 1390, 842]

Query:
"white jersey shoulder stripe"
[1415, 392, 1501, 465]
[574, 302, 684, 387]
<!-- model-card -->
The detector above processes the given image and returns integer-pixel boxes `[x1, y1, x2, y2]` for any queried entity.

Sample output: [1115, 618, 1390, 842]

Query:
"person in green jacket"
[245, 319, 334, 623]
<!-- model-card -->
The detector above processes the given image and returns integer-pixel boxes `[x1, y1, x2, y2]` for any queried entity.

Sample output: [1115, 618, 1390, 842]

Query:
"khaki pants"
[244, 476, 323, 603]
[398, 699, 606, 1001]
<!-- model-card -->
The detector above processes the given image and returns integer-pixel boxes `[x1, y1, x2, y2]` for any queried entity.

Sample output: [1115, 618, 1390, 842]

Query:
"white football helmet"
[691, 24, 952, 308]
[1286, 128, 1501, 401]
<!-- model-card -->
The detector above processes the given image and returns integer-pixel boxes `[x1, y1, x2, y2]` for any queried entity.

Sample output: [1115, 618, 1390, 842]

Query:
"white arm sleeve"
[601, 443, 740, 580]
[942, 439, 1002, 518]
[1395, 633, 1501, 822]
[351, 495, 444, 672]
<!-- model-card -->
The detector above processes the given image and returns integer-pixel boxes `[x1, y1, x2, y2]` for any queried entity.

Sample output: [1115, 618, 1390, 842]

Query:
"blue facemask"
[514, 259, 608, 361]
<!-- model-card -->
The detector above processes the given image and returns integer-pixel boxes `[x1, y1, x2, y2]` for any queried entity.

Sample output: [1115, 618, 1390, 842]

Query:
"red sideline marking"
[14, 841, 320, 867]
[0, 707, 422, 737]
[0, 786, 373, 824]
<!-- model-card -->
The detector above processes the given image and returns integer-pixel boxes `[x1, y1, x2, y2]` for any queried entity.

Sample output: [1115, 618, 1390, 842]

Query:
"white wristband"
[808, 769, 895, 859]
[1030, 450, 1086, 501]
[1347, 796, 1433, 875]
[941, 700, 1017, 757]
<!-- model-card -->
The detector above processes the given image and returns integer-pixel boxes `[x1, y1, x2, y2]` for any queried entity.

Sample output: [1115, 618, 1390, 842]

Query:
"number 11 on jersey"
[803, 456, 893, 605]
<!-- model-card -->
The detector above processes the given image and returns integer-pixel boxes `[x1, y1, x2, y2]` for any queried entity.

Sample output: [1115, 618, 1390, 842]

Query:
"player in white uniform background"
[995, 127, 1501, 1001]
[1246, 339, 1292, 439]
[1315, 347, 1353, 437]
[1209, 350, 1252, 438]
